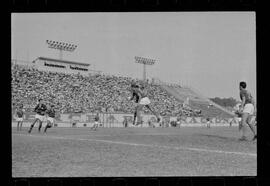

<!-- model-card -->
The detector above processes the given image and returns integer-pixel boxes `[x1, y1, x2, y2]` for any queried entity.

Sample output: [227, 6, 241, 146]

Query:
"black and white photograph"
[11, 12, 256, 177]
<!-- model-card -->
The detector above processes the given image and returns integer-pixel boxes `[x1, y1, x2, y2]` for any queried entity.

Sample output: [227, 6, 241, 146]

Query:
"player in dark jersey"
[44, 104, 56, 133]
[238, 81, 256, 141]
[28, 99, 47, 133]
[129, 83, 160, 126]
[15, 104, 24, 131]
[90, 112, 100, 131]
[129, 84, 140, 125]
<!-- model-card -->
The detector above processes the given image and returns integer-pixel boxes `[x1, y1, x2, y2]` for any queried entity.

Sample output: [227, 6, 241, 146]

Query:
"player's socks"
[133, 117, 136, 125]
[28, 125, 33, 133]
[38, 123, 42, 132]
[28, 120, 37, 133]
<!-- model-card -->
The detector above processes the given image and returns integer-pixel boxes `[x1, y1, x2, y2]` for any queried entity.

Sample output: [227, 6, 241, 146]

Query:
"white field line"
[13, 133, 257, 157]
[76, 133, 193, 137]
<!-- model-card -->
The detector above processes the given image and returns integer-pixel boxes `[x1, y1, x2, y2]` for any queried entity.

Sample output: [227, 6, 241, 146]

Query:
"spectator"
[12, 64, 197, 117]
[123, 117, 128, 128]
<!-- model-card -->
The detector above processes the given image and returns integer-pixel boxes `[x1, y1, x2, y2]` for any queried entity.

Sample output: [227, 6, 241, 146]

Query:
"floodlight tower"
[46, 40, 77, 60]
[135, 56, 156, 82]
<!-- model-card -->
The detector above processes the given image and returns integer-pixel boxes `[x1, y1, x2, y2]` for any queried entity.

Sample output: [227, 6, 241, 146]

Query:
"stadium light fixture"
[46, 40, 77, 60]
[135, 56, 156, 81]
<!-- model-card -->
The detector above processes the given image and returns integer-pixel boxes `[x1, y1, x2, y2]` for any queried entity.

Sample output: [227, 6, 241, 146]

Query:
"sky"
[11, 12, 256, 101]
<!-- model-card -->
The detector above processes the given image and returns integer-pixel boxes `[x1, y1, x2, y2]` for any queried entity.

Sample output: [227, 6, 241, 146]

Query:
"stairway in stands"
[159, 83, 234, 118]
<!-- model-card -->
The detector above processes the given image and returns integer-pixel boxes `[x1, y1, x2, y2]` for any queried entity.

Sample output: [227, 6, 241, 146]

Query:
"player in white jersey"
[238, 81, 256, 141]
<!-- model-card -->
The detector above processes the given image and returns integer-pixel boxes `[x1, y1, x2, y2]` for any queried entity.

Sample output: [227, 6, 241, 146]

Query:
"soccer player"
[43, 104, 56, 133]
[123, 117, 128, 128]
[206, 117, 211, 128]
[129, 83, 160, 125]
[129, 84, 140, 125]
[90, 112, 100, 131]
[15, 104, 24, 131]
[238, 81, 257, 141]
[176, 117, 181, 128]
[28, 99, 47, 133]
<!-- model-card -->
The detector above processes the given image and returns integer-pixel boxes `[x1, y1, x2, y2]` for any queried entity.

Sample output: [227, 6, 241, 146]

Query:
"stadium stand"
[156, 80, 234, 118]
[12, 64, 200, 117]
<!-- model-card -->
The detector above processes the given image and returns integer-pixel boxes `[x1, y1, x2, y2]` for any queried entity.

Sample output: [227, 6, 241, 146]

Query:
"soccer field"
[12, 125, 256, 177]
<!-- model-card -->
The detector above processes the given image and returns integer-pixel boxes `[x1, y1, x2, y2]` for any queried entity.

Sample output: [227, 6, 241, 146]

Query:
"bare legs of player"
[38, 120, 43, 132]
[44, 121, 52, 133]
[136, 107, 142, 125]
[145, 105, 160, 123]
[132, 108, 137, 125]
[132, 104, 139, 125]
[134, 104, 143, 125]
[133, 104, 160, 126]
[90, 122, 98, 131]
[28, 119, 40, 133]
[239, 112, 256, 141]
[247, 114, 257, 140]
[17, 121, 23, 131]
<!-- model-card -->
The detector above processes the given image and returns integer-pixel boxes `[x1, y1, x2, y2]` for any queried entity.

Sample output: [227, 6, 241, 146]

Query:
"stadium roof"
[35, 57, 90, 67]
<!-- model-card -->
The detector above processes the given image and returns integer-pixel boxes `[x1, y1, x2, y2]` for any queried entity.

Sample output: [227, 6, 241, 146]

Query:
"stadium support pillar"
[134, 56, 156, 83]
[143, 64, 146, 81]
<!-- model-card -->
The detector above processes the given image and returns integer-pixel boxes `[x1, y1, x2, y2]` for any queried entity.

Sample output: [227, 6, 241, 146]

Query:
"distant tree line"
[210, 97, 238, 108]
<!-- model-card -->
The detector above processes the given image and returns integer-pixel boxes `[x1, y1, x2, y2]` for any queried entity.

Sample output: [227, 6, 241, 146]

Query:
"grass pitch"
[12, 125, 256, 177]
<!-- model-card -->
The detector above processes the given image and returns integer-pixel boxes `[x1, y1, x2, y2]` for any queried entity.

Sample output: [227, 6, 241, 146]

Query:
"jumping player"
[28, 99, 47, 133]
[90, 112, 100, 131]
[129, 83, 160, 125]
[238, 81, 257, 141]
[44, 104, 56, 133]
[15, 104, 24, 131]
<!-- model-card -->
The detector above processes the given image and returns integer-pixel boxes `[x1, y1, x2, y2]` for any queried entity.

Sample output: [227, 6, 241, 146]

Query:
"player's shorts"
[94, 121, 99, 125]
[35, 114, 45, 121]
[139, 97, 151, 105]
[47, 117, 55, 124]
[243, 103, 254, 115]
[238, 117, 242, 122]
[16, 117, 23, 122]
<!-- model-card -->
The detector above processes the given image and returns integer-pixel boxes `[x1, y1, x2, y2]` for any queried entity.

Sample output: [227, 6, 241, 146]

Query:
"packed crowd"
[11, 64, 201, 117]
